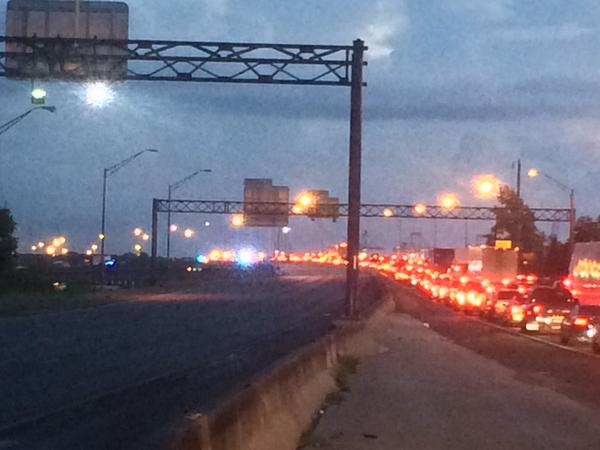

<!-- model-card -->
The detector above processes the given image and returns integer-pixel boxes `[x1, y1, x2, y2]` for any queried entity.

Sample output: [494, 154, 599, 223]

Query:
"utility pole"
[516, 159, 521, 199]
[569, 189, 576, 253]
[515, 159, 523, 269]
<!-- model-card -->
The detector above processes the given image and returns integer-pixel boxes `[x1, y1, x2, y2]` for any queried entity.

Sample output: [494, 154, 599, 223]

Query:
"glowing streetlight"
[86, 250, 93, 256]
[46, 245, 56, 256]
[133, 227, 143, 237]
[37, 241, 45, 248]
[292, 205, 303, 214]
[231, 213, 245, 228]
[52, 237, 62, 248]
[183, 228, 194, 239]
[169, 224, 178, 233]
[85, 82, 114, 108]
[98, 233, 105, 240]
[31, 245, 37, 251]
[31, 87, 47, 105]
[297, 192, 316, 208]
[414, 203, 427, 215]
[142, 233, 150, 241]
[134, 243, 142, 252]
[439, 194, 459, 210]
[383, 208, 394, 218]
[473, 174, 501, 198]
[282, 226, 291, 234]
[204, 221, 211, 227]
[61, 248, 69, 255]
[91, 244, 98, 252]
[528, 168, 539, 178]
[58, 236, 66, 245]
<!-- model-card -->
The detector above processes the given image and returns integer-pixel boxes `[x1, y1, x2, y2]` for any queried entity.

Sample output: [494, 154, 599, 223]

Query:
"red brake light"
[574, 317, 589, 327]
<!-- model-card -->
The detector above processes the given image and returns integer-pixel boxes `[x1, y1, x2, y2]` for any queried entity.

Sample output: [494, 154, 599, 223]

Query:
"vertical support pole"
[151, 198, 159, 262]
[515, 159, 522, 269]
[569, 189, 576, 253]
[166, 185, 172, 259]
[345, 39, 364, 319]
[516, 159, 521, 199]
[75, 0, 81, 38]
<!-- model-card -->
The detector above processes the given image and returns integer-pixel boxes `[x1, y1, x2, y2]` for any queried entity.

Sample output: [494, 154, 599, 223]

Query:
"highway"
[0, 265, 366, 450]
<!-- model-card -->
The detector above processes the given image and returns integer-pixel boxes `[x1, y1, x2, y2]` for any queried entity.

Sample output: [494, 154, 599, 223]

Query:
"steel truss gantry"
[152, 198, 570, 221]
[0, 36, 356, 86]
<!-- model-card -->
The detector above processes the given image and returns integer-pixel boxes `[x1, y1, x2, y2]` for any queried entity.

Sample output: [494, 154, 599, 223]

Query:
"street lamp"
[166, 168, 212, 258]
[414, 203, 427, 215]
[231, 213, 245, 228]
[100, 149, 158, 264]
[528, 168, 576, 251]
[0, 106, 57, 137]
[439, 193, 459, 210]
[472, 174, 501, 199]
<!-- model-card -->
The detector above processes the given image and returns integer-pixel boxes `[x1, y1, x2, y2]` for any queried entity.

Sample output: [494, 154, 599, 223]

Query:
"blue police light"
[105, 258, 117, 268]
[236, 248, 256, 267]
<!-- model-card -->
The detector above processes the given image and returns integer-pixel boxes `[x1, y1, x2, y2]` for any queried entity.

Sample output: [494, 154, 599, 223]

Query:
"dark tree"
[0, 208, 18, 275]
[486, 185, 544, 255]
[542, 235, 571, 277]
[574, 216, 600, 243]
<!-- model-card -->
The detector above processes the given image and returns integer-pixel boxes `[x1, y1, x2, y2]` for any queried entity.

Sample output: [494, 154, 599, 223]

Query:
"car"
[456, 281, 487, 314]
[487, 289, 526, 325]
[521, 287, 579, 334]
[559, 304, 600, 346]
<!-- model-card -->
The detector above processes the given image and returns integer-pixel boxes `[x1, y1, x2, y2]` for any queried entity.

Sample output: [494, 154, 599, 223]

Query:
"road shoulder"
[299, 299, 600, 450]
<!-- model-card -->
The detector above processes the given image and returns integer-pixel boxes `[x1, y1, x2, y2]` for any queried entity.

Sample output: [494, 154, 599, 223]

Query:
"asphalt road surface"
[0, 265, 365, 450]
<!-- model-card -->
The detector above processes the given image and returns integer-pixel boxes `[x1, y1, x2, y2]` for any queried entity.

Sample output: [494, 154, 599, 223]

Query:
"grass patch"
[0, 287, 117, 317]
[334, 355, 359, 392]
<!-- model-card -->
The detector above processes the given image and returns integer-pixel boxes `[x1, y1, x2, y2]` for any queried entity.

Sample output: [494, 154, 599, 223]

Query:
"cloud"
[360, 1, 408, 60]
[151, 77, 600, 123]
[203, 0, 229, 17]
[446, 0, 514, 22]
[492, 23, 594, 42]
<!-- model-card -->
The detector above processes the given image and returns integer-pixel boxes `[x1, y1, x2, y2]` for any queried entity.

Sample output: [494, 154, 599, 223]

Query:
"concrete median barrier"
[171, 282, 393, 450]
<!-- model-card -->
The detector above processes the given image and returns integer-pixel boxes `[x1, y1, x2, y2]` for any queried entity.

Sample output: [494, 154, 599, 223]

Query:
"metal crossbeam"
[0, 36, 356, 86]
[154, 199, 571, 222]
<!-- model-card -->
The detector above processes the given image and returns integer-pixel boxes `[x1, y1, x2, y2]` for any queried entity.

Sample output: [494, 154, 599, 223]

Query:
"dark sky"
[1, 0, 599, 256]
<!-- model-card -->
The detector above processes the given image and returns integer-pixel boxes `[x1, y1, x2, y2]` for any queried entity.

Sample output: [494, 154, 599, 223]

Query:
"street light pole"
[0, 106, 56, 137]
[100, 167, 108, 257]
[100, 149, 159, 266]
[166, 169, 211, 259]
[528, 168, 576, 253]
